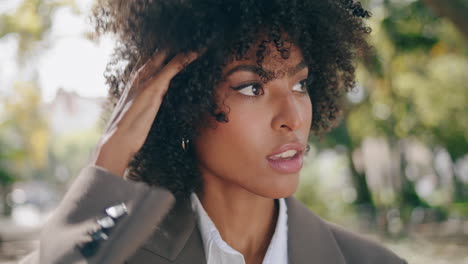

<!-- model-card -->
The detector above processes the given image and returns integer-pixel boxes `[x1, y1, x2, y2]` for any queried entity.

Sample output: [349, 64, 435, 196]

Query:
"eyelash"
[231, 79, 309, 98]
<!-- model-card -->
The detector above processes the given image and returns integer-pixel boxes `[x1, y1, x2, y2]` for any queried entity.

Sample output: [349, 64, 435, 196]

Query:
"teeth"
[269, 150, 298, 160]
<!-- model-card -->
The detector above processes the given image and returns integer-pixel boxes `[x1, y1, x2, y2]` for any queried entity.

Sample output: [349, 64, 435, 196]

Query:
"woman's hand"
[91, 50, 199, 177]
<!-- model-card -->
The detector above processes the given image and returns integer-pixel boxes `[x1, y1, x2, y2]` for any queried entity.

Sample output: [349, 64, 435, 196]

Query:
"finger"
[148, 49, 169, 73]
[117, 53, 199, 126]
[151, 52, 199, 88]
[103, 59, 144, 133]
[107, 52, 199, 133]
[113, 56, 144, 111]
[120, 50, 167, 103]
[105, 50, 168, 132]
[136, 49, 169, 82]
[124, 49, 169, 104]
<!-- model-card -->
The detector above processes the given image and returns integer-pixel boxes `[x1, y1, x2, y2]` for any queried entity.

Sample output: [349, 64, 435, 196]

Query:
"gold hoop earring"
[305, 144, 311, 154]
[181, 137, 190, 152]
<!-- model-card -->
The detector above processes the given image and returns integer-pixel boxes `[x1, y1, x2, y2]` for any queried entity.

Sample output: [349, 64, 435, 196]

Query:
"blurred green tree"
[304, 0, 468, 235]
[421, 0, 468, 39]
[0, 0, 78, 59]
[0, 0, 77, 215]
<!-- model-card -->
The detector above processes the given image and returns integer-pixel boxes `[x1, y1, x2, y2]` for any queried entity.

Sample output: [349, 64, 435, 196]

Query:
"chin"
[250, 173, 300, 199]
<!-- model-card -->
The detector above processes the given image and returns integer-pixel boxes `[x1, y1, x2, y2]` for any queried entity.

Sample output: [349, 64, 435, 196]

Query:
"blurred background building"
[0, 0, 467, 263]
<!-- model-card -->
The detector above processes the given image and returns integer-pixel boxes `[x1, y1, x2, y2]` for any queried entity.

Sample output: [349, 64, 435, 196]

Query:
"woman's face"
[194, 42, 312, 199]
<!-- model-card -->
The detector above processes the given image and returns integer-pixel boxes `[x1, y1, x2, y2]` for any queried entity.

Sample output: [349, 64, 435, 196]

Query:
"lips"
[267, 142, 306, 158]
[266, 142, 306, 174]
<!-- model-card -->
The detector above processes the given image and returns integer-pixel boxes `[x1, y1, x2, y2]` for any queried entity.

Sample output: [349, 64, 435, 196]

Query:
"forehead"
[223, 41, 305, 77]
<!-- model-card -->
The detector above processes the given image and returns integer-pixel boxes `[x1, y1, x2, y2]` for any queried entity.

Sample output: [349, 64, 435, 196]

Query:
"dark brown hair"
[92, 0, 372, 197]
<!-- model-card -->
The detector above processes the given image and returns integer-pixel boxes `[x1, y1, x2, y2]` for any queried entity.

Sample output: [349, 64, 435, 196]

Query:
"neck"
[198, 177, 278, 264]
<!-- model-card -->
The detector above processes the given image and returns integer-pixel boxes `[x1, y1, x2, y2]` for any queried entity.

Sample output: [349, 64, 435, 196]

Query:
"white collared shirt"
[190, 193, 289, 264]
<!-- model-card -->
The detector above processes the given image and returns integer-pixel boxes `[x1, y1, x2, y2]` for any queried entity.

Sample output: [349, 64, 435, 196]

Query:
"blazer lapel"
[130, 195, 345, 264]
[286, 197, 346, 264]
[127, 197, 206, 264]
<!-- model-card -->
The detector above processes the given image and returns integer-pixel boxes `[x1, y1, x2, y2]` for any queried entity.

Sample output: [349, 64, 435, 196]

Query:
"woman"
[21, 0, 407, 263]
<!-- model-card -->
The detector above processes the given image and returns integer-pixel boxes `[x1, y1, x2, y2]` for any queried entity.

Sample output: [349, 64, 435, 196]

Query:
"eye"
[292, 79, 308, 93]
[235, 83, 265, 96]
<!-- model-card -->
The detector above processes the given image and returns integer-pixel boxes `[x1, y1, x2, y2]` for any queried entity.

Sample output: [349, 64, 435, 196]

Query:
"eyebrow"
[224, 60, 307, 78]
[289, 61, 308, 76]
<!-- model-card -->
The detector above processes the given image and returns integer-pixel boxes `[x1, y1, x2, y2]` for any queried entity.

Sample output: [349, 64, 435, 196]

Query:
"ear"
[215, 112, 229, 123]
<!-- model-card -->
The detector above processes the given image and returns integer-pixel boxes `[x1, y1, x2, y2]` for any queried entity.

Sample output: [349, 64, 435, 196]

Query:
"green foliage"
[450, 202, 468, 217]
[2, 82, 49, 172]
[296, 150, 361, 226]
[0, 169, 15, 186]
[381, 1, 440, 52]
[0, 0, 78, 185]
[300, 0, 468, 235]
[351, 1, 468, 157]
[0, 0, 78, 60]
[49, 126, 102, 181]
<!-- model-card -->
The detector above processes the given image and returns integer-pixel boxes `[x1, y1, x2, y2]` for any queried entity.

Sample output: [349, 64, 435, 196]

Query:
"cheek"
[194, 104, 267, 176]
[193, 100, 302, 198]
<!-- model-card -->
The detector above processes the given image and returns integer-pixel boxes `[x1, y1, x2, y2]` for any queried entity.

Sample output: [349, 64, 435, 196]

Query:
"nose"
[271, 93, 305, 132]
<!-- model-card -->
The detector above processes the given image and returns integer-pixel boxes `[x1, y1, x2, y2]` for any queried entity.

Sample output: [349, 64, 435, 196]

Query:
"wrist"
[93, 144, 133, 177]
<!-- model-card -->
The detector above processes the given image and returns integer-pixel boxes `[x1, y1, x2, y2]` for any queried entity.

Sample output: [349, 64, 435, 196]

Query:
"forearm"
[21, 165, 175, 264]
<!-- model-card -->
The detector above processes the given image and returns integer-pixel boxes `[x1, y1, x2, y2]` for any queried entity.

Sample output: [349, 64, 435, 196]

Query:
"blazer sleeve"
[19, 165, 175, 264]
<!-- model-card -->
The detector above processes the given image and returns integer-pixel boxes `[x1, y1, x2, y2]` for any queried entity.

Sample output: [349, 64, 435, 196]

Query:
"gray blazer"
[20, 165, 407, 264]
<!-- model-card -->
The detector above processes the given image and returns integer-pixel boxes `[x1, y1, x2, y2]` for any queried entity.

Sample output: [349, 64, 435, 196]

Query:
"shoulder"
[286, 197, 407, 264]
[20, 165, 175, 264]
[325, 221, 407, 264]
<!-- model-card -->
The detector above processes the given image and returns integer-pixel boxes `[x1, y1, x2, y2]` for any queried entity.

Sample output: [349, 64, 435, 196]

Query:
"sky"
[0, 0, 114, 103]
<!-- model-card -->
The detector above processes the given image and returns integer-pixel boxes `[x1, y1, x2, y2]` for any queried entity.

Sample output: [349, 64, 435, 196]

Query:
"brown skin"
[195, 43, 312, 263]
[93, 42, 312, 264]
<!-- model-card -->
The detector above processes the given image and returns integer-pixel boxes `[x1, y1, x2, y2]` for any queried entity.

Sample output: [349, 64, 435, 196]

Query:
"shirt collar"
[190, 193, 288, 264]
[263, 198, 288, 264]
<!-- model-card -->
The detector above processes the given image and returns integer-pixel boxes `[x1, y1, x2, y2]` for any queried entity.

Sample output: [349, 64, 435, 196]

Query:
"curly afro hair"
[91, 0, 372, 198]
